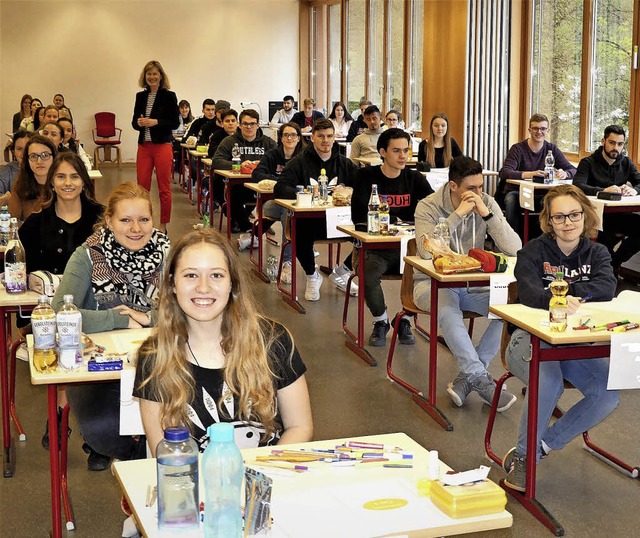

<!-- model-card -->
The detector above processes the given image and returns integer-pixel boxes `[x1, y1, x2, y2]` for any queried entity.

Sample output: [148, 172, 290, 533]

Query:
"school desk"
[244, 182, 276, 283]
[189, 149, 209, 213]
[213, 169, 253, 239]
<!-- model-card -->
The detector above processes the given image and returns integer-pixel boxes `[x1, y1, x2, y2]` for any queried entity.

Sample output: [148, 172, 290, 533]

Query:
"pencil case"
[596, 191, 622, 201]
[430, 478, 506, 519]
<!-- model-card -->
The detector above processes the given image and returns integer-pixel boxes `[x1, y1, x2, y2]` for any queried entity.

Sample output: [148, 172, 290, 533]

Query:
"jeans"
[67, 382, 142, 460]
[353, 248, 399, 317]
[136, 142, 173, 224]
[263, 200, 290, 262]
[507, 329, 620, 462]
[414, 282, 502, 380]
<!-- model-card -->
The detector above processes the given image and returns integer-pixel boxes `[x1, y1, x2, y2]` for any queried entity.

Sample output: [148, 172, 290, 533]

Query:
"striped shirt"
[143, 92, 157, 142]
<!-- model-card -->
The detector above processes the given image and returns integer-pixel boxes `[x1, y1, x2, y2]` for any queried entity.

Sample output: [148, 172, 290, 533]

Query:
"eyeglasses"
[549, 211, 584, 225]
[530, 127, 549, 133]
[282, 133, 299, 140]
[240, 122, 258, 128]
[28, 152, 53, 162]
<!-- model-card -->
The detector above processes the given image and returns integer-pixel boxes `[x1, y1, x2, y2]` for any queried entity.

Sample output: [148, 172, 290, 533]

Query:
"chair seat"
[95, 140, 121, 146]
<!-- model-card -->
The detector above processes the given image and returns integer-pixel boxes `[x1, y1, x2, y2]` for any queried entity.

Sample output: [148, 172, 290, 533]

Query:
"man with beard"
[574, 124, 640, 269]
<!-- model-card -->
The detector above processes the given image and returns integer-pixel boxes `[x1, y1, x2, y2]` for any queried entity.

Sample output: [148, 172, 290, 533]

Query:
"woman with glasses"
[12, 94, 32, 133]
[132, 60, 179, 233]
[328, 101, 353, 138]
[8, 134, 57, 221]
[417, 113, 463, 169]
[502, 184, 619, 493]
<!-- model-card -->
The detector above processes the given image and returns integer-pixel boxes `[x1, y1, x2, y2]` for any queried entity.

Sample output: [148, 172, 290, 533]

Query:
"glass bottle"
[4, 217, 26, 294]
[367, 184, 381, 235]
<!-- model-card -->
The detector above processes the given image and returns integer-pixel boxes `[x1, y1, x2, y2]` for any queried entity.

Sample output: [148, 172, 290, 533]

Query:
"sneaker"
[396, 315, 416, 345]
[369, 320, 391, 347]
[281, 261, 292, 285]
[83, 442, 112, 472]
[237, 233, 259, 251]
[304, 270, 323, 301]
[502, 446, 516, 473]
[504, 451, 526, 492]
[447, 372, 473, 407]
[313, 248, 320, 258]
[329, 265, 358, 296]
[472, 374, 517, 412]
[16, 342, 29, 362]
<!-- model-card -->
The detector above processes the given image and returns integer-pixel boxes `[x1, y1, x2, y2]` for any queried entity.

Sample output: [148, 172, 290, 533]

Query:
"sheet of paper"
[325, 206, 353, 238]
[519, 183, 535, 209]
[489, 274, 516, 319]
[590, 198, 605, 231]
[400, 236, 409, 274]
[607, 332, 640, 390]
[120, 369, 145, 435]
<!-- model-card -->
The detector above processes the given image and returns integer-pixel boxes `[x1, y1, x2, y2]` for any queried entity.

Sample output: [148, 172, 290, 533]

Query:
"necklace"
[186, 340, 201, 366]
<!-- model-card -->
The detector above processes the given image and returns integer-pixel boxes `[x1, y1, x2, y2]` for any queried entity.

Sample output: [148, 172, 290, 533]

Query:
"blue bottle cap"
[208, 422, 234, 442]
[164, 426, 190, 442]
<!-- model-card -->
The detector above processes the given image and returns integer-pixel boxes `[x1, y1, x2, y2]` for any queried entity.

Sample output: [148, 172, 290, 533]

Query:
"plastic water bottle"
[0, 206, 11, 247]
[549, 271, 569, 332]
[202, 423, 244, 538]
[544, 150, 555, 185]
[231, 143, 241, 173]
[4, 218, 27, 294]
[318, 168, 329, 205]
[432, 217, 450, 246]
[56, 294, 83, 371]
[367, 184, 381, 235]
[266, 254, 278, 283]
[156, 427, 199, 531]
[32, 295, 58, 373]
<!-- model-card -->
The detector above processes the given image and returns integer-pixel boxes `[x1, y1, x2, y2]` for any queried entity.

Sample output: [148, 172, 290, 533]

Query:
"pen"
[346, 441, 397, 450]
[579, 294, 593, 303]
[383, 463, 413, 469]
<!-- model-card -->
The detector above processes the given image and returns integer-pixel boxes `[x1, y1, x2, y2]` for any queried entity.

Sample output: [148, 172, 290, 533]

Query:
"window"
[346, 0, 366, 114]
[409, 0, 424, 131]
[387, 0, 405, 116]
[369, 0, 385, 106]
[328, 3, 342, 107]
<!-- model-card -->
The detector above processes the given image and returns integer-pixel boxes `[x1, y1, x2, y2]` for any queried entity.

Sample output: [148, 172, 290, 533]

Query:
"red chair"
[92, 112, 122, 166]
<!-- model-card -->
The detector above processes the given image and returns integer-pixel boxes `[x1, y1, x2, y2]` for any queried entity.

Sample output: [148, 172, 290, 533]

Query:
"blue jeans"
[263, 200, 291, 262]
[507, 329, 620, 462]
[414, 283, 502, 380]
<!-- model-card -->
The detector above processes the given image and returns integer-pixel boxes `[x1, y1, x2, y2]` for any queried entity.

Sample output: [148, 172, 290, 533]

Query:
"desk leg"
[196, 158, 202, 217]
[523, 209, 530, 245]
[1, 306, 13, 478]
[280, 212, 305, 314]
[48, 385, 62, 538]
[180, 147, 187, 192]
[412, 279, 453, 431]
[344, 245, 376, 366]
[251, 195, 269, 283]
[226, 181, 233, 240]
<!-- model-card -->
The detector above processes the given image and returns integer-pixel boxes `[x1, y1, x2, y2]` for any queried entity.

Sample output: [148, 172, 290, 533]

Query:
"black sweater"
[573, 146, 640, 196]
[417, 138, 463, 168]
[131, 88, 179, 144]
[251, 146, 301, 182]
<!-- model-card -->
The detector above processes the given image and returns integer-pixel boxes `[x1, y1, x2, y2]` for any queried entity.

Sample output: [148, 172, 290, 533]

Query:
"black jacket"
[347, 116, 367, 142]
[131, 88, 179, 144]
[291, 110, 324, 130]
[252, 146, 301, 182]
[573, 146, 640, 196]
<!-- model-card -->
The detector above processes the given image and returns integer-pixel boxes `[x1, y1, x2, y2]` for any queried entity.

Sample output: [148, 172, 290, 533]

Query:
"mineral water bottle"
[379, 195, 390, 235]
[4, 217, 27, 294]
[318, 168, 329, 204]
[0, 206, 11, 247]
[367, 184, 381, 235]
[266, 254, 278, 283]
[56, 294, 83, 371]
[202, 422, 244, 538]
[549, 271, 569, 332]
[432, 217, 450, 246]
[156, 427, 199, 531]
[32, 295, 58, 373]
[544, 150, 555, 185]
[231, 143, 241, 173]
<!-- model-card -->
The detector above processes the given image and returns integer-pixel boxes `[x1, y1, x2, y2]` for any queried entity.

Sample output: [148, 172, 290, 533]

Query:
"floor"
[1, 166, 638, 537]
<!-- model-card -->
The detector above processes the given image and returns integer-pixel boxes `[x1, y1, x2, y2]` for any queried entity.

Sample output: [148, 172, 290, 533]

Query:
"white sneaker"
[237, 233, 259, 251]
[313, 249, 320, 258]
[304, 270, 323, 301]
[16, 342, 29, 362]
[329, 265, 358, 296]
[281, 261, 292, 285]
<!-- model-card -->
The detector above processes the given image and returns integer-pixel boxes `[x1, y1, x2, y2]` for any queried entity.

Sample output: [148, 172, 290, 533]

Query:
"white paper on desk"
[120, 369, 145, 435]
[325, 207, 353, 238]
[399, 236, 410, 273]
[591, 198, 605, 231]
[610, 290, 640, 313]
[519, 183, 535, 209]
[489, 274, 516, 319]
[607, 333, 640, 390]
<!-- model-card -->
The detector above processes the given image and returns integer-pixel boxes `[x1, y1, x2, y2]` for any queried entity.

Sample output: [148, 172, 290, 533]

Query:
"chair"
[484, 281, 638, 478]
[92, 112, 122, 166]
[386, 238, 481, 395]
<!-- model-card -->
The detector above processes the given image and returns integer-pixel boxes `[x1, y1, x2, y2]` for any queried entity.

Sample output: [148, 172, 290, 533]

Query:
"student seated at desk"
[413, 156, 521, 411]
[503, 185, 620, 492]
[417, 113, 463, 170]
[58, 117, 92, 171]
[212, 109, 277, 234]
[270, 95, 297, 127]
[347, 98, 372, 142]
[18, 98, 42, 132]
[291, 98, 324, 134]
[275, 118, 360, 301]
[349, 105, 387, 162]
[52, 182, 170, 471]
[350, 128, 433, 346]
[0, 130, 29, 207]
[328, 101, 353, 138]
[573, 124, 640, 270]
[135, 229, 313, 453]
[182, 98, 216, 145]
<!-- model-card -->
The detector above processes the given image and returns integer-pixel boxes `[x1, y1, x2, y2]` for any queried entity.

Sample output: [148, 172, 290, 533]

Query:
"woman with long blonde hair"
[135, 229, 312, 454]
[418, 113, 463, 169]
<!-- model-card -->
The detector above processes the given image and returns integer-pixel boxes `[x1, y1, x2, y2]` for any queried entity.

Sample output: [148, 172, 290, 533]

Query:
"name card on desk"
[608, 333, 640, 390]
[120, 369, 145, 435]
[326, 207, 353, 238]
[489, 274, 516, 319]
[519, 183, 535, 209]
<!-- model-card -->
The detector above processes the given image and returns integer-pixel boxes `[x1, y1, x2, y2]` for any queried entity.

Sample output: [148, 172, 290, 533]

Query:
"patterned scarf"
[85, 228, 170, 311]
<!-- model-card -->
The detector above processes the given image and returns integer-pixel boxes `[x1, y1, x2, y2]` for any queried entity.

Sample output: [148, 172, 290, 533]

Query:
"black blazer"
[131, 87, 179, 144]
[291, 110, 324, 129]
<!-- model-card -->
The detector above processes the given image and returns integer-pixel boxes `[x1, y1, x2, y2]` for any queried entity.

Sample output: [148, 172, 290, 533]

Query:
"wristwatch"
[482, 210, 494, 222]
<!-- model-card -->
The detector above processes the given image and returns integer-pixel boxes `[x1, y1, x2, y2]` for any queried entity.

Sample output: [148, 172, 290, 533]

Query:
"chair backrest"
[499, 281, 520, 368]
[94, 112, 117, 138]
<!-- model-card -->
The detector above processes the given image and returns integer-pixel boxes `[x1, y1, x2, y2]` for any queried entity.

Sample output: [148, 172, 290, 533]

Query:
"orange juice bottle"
[549, 271, 569, 332]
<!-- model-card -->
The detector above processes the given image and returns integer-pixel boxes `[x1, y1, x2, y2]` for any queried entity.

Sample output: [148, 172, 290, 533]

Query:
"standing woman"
[8, 134, 57, 221]
[12, 94, 32, 132]
[132, 60, 179, 233]
[52, 182, 170, 470]
[417, 113, 463, 168]
[329, 101, 353, 138]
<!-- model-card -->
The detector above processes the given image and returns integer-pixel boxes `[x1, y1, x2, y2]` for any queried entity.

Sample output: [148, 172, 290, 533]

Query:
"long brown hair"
[539, 184, 599, 239]
[13, 135, 57, 201]
[426, 113, 453, 167]
[42, 152, 99, 209]
[137, 229, 289, 440]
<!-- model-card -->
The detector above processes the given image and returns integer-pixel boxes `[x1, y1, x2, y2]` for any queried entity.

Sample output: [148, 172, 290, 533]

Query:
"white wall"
[1, 0, 299, 162]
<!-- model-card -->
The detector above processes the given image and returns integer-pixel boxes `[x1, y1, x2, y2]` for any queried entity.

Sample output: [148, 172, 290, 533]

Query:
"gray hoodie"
[413, 183, 521, 285]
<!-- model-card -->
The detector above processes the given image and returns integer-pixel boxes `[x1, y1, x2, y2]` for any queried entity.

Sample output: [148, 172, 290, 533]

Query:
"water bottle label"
[367, 212, 380, 234]
[59, 347, 81, 370]
[33, 318, 57, 349]
[57, 313, 82, 347]
[5, 262, 27, 292]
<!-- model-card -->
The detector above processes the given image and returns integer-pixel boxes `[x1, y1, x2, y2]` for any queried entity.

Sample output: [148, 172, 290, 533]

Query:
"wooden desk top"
[489, 302, 639, 346]
[213, 169, 252, 180]
[201, 158, 212, 167]
[88, 170, 102, 180]
[337, 224, 412, 244]
[113, 432, 512, 538]
[275, 198, 343, 212]
[188, 149, 208, 158]
[0, 287, 40, 308]
[29, 328, 152, 385]
[587, 194, 640, 208]
[506, 179, 567, 189]
[180, 142, 196, 149]
[244, 183, 273, 195]
[404, 255, 514, 283]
